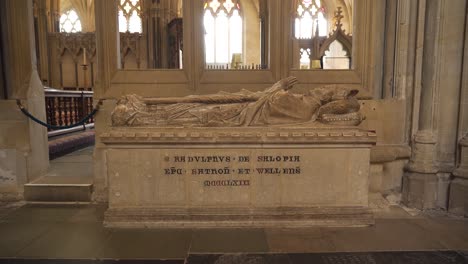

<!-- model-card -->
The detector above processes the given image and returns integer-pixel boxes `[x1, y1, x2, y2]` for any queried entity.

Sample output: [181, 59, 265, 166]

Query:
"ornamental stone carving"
[111, 76, 365, 127]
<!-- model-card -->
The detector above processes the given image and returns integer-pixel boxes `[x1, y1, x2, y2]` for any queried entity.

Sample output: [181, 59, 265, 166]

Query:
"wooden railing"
[45, 87, 94, 132]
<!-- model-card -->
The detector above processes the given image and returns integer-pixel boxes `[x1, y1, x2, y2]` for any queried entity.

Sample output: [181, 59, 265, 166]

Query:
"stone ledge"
[100, 128, 377, 145]
[370, 145, 411, 163]
[104, 206, 374, 228]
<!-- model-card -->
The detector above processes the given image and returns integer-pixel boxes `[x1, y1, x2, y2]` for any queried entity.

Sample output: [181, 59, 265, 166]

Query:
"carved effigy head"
[111, 94, 148, 126]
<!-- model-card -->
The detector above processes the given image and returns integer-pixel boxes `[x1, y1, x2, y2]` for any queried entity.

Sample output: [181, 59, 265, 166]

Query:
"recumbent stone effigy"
[101, 76, 376, 228]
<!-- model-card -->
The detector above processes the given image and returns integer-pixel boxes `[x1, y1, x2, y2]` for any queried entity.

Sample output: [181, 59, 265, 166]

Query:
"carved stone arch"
[57, 45, 67, 58]
[59, 39, 81, 62]
[292, 0, 328, 17]
[318, 29, 352, 57]
[204, 0, 242, 17]
[120, 47, 132, 68]
[122, 46, 133, 60]
[61, 46, 80, 63]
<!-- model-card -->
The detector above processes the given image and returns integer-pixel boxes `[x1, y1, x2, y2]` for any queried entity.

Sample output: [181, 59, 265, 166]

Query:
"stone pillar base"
[402, 172, 438, 210]
[448, 178, 468, 217]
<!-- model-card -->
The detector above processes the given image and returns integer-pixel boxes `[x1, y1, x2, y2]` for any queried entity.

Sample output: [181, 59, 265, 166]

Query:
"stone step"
[24, 176, 93, 202]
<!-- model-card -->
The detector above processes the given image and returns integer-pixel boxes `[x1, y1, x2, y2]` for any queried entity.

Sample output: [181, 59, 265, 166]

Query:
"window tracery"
[294, 0, 327, 39]
[204, 0, 243, 65]
[59, 9, 82, 33]
[118, 0, 142, 33]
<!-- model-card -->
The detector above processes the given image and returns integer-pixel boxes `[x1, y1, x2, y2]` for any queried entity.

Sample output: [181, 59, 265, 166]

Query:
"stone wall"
[0, 0, 467, 216]
[0, 0, 49, 201]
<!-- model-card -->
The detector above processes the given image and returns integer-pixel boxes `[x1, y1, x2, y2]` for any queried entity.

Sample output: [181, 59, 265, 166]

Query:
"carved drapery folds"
[111, 77, 365, 127]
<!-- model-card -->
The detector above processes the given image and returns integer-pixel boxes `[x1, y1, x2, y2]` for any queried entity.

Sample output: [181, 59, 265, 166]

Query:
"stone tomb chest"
[101, 77, 376, 227]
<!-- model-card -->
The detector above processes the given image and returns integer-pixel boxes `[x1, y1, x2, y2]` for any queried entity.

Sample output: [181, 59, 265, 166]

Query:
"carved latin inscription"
[162, 154, 302, 187]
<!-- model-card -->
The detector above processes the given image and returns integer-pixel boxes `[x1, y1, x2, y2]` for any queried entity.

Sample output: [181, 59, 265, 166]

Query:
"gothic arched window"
[59, 9, 82, 33]
[118, 0, 142, 33]
[295, 0, 327, 39]
[204, 0, 243, 65]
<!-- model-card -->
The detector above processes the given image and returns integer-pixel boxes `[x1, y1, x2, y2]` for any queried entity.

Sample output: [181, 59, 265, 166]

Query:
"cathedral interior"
[0, 0, 468, 263]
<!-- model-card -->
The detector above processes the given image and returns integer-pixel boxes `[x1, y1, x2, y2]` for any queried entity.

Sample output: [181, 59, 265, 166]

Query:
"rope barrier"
[16, 99, 103, 130]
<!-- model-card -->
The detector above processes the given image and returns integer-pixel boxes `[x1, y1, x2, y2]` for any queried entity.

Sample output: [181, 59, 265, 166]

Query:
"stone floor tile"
[323, 219, 446, 252]
[373, 205, 419, 219]
[186, 252, 468, 264]
[52, 153, 93, 163]
[190, 229, 269, 253]
[0, 202, 26, 220]
[47, 146, 93, 177]
[290, 251, 467, 264]
[45, 162, 93, 178]
[99, 229, 192, 259]
[370, 251, 467, 264]
[155, 251, 466, 264]
[288, 252, 378, 264]
[187, 253, 292, 264]
[0, 259, 184, 264]
[413, 217, 468, 250]
[0, 221, 54, 257]
[67, 204, 107, 223]
[264, 228, 335, 253]
[16, 223, 110, 259]
[2, 204, 84, 223]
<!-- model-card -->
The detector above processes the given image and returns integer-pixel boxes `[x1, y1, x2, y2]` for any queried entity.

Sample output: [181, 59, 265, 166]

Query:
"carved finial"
[333, 6, 344, 31]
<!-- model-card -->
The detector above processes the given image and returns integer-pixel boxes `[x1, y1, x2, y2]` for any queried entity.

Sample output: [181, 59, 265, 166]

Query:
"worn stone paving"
[0, 203, 466, 263]
[0, 252, 467, 263]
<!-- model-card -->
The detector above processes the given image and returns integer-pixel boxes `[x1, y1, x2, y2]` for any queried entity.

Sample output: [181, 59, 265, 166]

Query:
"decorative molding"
[53, 32, 96, 63]
[454, 135, 468, 178]
[100, 128, 377, 145]
[104, 206, 374, 228]
[119, 32, 143, 68]
[318, 7, 353, 57]
[94, 0, 379, 97]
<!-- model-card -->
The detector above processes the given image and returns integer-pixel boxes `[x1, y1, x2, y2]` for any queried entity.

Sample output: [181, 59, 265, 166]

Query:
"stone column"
[0, 0, 49, 201]
[93, 0, 119, 202]
[35, 0, 50, 85]
[449, 2, 468, 216]
[49, 0, 60, 33]
[403, 0, 466, 210]
[451, 136, 468, 216]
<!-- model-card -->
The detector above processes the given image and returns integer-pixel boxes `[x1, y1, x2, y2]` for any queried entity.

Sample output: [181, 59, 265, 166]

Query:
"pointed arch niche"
[284, 0, 379, 97]
[95, 0, 381, 98]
